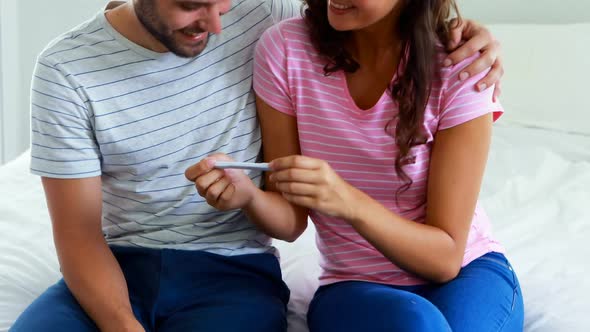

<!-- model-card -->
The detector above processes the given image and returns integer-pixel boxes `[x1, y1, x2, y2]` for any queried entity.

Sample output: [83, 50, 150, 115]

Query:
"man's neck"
[105, 1, 168, 53]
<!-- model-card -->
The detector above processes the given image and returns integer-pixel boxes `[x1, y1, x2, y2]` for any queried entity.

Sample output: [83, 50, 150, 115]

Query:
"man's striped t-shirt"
[29, 0, 300, 254]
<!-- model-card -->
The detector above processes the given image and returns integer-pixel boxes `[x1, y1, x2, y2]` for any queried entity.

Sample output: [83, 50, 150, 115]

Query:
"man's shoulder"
[232, 0, 300, 21]
[236, 0, 293, 11]
[38, 13, 105, 64]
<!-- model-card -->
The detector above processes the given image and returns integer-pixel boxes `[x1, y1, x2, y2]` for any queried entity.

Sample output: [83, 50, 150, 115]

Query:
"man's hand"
[444, 19, 503, 101]
[185, 154, 258, 211]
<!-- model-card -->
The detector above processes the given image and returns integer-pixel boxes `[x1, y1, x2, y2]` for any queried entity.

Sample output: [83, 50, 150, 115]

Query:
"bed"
[1, 12, 590, 332]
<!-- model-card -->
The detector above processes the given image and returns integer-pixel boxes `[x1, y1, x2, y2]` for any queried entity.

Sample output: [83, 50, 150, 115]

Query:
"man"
[11, 0, 503, 331]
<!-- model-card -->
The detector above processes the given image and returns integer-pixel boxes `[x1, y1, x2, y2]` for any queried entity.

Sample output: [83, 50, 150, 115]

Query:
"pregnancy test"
[213, 161, 271, 171]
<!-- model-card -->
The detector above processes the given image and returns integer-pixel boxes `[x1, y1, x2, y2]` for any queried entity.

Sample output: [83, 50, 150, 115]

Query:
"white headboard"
[459, 0, 590, 24]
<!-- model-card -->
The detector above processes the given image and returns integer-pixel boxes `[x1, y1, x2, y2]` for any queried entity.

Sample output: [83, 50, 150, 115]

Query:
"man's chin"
[167, 38, 209, 58]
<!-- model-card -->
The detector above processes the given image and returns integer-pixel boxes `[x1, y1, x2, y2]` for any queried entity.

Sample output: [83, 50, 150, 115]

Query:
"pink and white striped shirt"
[253, 18, 505, 286]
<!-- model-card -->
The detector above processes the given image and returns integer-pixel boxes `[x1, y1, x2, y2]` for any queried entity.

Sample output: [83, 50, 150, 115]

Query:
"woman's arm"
[270, 113, 493, 283]
[346, 114, 492, 283]
[244, 96, 309, 242]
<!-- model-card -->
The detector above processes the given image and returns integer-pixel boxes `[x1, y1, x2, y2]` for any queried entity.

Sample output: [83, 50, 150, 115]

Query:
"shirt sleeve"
[438, 54, 504, 130]
[29, 58, 102, 178]
[266, 0, 302, 23]
[253, 23, 296, 116]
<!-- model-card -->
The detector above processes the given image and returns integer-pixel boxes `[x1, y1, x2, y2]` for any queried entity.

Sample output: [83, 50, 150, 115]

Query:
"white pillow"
[0, 152, 60, 332]
[488, 23, 590, 135]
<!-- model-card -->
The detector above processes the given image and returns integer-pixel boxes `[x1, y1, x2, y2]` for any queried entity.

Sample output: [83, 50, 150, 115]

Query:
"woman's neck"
[348, 10, 402, 68]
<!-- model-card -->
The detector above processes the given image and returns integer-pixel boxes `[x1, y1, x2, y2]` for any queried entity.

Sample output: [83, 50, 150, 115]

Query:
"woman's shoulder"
[258, 17, 318, 61]
[264, 17, 312, 44]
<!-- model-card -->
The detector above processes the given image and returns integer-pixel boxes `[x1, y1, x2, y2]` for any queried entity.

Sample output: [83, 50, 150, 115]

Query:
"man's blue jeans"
[10, 246, 290, 332]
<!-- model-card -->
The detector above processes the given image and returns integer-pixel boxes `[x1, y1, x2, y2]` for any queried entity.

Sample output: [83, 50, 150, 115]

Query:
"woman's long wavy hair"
[304, 0, 461, 197]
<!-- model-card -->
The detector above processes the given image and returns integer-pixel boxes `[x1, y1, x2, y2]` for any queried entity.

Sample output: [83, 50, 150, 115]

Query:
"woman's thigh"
[307, 280, 451, 332]
[424, 252, 524, 332]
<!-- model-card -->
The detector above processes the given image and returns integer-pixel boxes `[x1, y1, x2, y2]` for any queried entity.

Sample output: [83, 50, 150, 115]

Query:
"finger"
[205, 176, 232, 204]
[474, 58, 503, 92]
[270, 168, 321, 184]
[275, 181, 318, 196]
[446, 18, 465, 52]
[270, 155, 320, 171]
[185, 159, 213, 181]
[446, 31, 491, 69]
[493, 80, 502, 102]
[218, 184, 236, 205]
[194, 169, 225, 196]
[460, 48, 496, 83]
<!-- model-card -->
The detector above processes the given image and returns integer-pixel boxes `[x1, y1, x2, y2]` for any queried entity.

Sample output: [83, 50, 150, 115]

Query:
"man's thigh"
[9, 279, 98, 332]
[10, 278, 152, 332]
[158, 292, 288, 332]
[157, 251, 290, 332]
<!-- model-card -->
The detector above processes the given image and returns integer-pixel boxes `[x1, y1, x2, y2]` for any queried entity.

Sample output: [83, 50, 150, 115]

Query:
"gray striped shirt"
[30, 0, 300, 254]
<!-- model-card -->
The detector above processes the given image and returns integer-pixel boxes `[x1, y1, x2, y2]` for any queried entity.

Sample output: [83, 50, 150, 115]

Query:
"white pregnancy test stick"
[213, 161, 271, 171]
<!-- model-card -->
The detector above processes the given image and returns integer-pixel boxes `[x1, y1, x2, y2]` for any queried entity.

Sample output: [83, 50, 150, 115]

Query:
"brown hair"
[303, 0, 461, 196]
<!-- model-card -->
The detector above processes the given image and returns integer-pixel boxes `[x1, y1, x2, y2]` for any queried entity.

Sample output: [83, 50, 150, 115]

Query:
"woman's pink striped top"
[253, 18, 505, 286]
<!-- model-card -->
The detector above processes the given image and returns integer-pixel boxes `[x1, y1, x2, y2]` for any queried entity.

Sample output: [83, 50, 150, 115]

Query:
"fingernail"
[478, 83, 487, 91]
[268, 174, 274, 182]
[460, 72, 469, 81]
[443, 58, 452, 67]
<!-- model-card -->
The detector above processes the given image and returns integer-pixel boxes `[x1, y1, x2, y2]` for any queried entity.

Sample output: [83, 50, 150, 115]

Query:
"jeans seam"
[478, 254, 519, 330]
[498, 267, 519, 331]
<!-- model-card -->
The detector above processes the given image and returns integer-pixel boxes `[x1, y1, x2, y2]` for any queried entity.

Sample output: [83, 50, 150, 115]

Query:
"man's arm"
[43, 177, 144, 332]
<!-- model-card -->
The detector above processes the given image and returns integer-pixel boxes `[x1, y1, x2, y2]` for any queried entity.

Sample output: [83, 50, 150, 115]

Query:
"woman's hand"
[185, 154, 259, 211]
[269, 155, 361, 220]
[445, 19, 503, 101]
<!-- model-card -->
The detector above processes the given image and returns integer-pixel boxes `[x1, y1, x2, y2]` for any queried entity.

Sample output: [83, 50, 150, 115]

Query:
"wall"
[0, 0, 106, 164]
[0, 0, 21, 165]
[459, 0, 590, 24]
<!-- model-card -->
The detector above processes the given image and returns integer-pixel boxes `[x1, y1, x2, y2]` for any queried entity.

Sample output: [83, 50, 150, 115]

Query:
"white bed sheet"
[0, 124, 589, 331]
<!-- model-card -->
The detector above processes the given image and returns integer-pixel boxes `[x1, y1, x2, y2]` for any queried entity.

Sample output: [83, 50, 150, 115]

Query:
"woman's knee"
[308, 281, 450, 332]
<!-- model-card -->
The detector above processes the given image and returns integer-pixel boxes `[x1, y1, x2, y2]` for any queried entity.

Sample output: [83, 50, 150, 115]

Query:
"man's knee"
[10, 280, 98, 332]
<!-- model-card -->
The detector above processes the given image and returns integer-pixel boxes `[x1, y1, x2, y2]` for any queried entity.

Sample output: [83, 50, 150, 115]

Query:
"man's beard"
[135, 0, 208, 58]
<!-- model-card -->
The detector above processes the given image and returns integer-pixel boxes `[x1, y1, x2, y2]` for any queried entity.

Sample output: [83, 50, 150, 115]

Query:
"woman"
[250, 0, 524, 331]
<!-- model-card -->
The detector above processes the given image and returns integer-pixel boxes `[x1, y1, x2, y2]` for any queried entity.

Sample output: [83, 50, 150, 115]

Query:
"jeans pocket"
[477, 252, 509, 267]
[477, 253, 519, 309]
